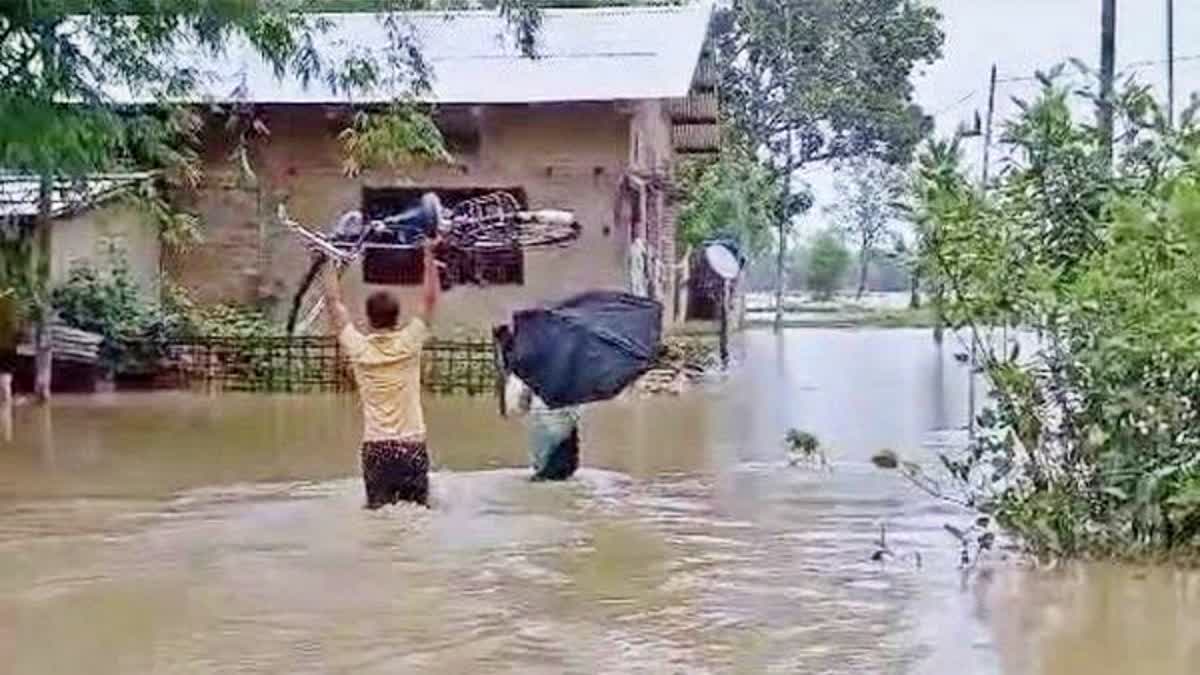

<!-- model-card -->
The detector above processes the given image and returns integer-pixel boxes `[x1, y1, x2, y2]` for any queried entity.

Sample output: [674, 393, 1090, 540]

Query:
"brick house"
[159, 4, 718, 334]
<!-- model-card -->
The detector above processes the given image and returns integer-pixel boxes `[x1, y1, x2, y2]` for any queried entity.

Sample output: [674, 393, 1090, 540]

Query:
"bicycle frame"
[279, 193, 575, 256]
[281, 191, 579, 333]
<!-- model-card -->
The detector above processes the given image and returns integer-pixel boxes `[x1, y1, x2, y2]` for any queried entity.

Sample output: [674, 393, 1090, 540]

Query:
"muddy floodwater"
[1, 329, 1197, 674]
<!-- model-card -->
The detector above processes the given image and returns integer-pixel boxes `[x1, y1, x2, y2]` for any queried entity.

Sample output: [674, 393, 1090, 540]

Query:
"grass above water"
[744, 306, 936, 329]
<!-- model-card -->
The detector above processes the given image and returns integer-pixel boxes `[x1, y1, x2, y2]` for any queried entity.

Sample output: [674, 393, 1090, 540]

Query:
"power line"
[995, 53, 1200, 84]
[930, 89, 977, 116]
[928, 53, 1200, 122]
[1127, 52, 1200, 69]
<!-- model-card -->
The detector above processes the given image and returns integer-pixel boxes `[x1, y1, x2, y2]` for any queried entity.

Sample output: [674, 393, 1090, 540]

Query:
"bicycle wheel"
[447, 192, 581, 251]
[512, 213, 581, 248]
[287, 257, 327, 335]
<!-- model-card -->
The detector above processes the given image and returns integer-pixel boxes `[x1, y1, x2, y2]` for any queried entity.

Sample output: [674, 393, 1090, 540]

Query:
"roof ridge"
[91, 2, 715, 106]
[307, 4, 701, 20]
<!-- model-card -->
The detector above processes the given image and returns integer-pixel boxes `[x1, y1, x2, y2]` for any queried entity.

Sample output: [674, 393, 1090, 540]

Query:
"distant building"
[0, 173, 161, 297]
[155, 4, 720, 333]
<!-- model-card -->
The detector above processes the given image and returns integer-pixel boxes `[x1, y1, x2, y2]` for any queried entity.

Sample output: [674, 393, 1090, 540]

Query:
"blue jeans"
[528, 410, 580, 481]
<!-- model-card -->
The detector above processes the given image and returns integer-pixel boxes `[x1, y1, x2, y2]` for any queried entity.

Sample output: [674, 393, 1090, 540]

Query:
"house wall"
[625, 98, 679, 325]
[50, 202, 161, 297]
[171, 101, 687, 335]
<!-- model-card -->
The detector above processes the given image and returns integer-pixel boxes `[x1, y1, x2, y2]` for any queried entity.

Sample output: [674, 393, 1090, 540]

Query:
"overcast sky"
[796, 0, 1200, 238]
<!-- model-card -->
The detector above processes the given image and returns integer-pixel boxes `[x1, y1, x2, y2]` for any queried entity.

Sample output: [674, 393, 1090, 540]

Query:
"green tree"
[827, 156, 906, 298]
[904, 68, 1200, 561]
[676, 151, 781, 258]
[805, 228, 849, 300]
[715, 0, 942, 329]
[784, 241, 809, 291]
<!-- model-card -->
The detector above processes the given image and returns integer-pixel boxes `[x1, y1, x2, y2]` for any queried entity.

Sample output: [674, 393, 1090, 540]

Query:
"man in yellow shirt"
[322, 238, 440, 508]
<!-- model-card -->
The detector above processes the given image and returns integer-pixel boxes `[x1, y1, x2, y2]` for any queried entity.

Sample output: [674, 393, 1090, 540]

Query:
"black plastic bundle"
[502, 291, 663, 409]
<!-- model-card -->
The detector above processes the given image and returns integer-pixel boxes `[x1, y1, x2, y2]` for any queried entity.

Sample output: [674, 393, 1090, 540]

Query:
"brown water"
[1, 329, 1197, 674]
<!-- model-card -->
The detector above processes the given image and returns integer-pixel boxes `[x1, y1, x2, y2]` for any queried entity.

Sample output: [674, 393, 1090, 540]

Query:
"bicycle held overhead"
[280, 191, 582, 335]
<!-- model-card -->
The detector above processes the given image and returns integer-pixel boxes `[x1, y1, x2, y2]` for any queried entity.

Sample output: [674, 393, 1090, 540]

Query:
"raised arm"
[419, 238, 441, 323]
[322, 263, 352, 336]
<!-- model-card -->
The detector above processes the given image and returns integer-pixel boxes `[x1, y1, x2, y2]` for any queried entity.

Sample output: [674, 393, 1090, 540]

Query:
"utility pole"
[1167, 0, 1176, 128]
[981, 65, 998, 187]
[968, 64, 998, 442]
[718, 279, 730, 368]
[1099, 0, 1117, 162]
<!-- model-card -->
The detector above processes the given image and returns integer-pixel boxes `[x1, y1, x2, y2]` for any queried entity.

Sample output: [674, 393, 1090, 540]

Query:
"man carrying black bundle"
[495, 325, 582, 481]
[493, 291, 663, 482]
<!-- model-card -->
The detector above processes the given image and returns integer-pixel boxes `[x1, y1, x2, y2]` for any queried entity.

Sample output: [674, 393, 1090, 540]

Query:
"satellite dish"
[704, 243, 741, 280]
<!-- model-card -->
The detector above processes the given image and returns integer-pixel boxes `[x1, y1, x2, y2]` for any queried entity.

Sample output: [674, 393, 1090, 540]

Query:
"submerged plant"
[871, 523, 923, 569]
[872, 448, 996, 569]
[785, 429, 829, 469]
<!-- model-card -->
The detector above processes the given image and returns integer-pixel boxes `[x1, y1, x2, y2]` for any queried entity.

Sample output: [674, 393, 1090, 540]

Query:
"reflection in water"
[0, 329, 1195, 674]
[929, 340, 949, 433]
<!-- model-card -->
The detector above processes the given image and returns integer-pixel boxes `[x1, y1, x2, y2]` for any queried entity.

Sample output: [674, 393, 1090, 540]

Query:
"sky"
[794, 0, 1200, 239]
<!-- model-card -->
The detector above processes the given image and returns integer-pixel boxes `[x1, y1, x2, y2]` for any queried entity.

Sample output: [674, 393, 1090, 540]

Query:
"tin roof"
[105, 3, 714, 105]
[0, 173, 154, 220]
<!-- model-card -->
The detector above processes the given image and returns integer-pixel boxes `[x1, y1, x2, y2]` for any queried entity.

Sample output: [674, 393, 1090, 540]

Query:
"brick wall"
[173, 102, 645, 334]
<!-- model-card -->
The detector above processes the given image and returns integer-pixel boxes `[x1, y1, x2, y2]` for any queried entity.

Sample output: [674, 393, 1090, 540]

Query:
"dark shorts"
[361, 439, 430, 509]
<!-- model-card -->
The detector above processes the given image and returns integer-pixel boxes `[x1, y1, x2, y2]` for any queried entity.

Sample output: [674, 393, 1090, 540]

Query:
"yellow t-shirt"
[339, 319, 429, 442]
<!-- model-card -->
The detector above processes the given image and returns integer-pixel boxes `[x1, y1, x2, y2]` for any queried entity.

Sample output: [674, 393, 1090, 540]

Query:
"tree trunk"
[856, 249, 869, 300]
[909, 267, 921, 309]
[774, 215, 786, 332]
[33, 176, 53, 404]
[718, 281, 729, 369]
[33, 323, 52, 403]
[932, 280, 945, 344]
[775, 131, 796, 334]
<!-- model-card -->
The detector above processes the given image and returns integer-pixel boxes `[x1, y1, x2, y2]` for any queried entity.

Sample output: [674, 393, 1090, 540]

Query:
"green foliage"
[717, 0, 942, 169]
[676, 152, 780, 256]
[827, 156, 907, 297]
[51, 249, 183, 372]
[4, 4, 318, 172]
[786, 429, 819, 454]
[805, 229, 850, 300]
[161, 283, 278, 340]
[783, 242, 810, 291]
[0, 225, 48, 328]
[51, 250, 277, 372]
[339, 103, 451, 176]
[712, 0, 942, 305]
[911, 67, 1200, 561]
[785, 428, 828, 469]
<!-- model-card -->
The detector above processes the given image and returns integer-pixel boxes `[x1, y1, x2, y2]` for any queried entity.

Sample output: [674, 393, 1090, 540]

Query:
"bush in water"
[51, 249, 277, 374]
[906, 66, 1200, 562]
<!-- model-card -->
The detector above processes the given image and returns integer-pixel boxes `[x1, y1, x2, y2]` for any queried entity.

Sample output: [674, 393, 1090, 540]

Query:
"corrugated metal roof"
[105, 3, 713, 105]
[0, 173, 153, 219]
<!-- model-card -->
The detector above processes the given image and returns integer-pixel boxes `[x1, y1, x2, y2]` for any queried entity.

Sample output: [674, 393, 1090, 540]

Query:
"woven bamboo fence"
[159, 336, 496, 394]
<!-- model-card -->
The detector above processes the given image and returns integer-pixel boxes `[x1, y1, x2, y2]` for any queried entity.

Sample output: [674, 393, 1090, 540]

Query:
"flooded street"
[1, 329, 1197, 674]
